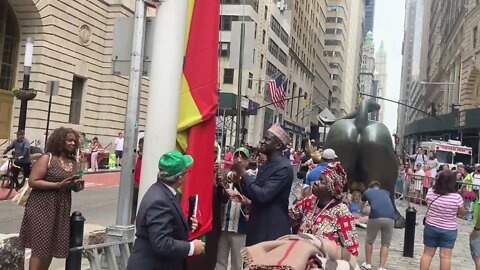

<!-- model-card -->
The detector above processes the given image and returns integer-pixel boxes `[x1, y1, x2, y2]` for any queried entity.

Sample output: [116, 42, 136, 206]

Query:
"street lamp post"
[14, 37, 36, 131]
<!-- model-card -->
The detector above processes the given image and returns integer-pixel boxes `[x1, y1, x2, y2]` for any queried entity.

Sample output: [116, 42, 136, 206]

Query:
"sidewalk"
[356, 202, 475, 269]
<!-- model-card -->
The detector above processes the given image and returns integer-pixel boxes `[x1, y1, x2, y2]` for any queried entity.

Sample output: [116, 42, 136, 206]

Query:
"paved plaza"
[1, 172, 478, 269]
[356, 202, 476, 270]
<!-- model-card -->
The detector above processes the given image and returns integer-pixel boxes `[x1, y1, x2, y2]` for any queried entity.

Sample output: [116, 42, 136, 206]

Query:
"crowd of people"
[396, 146, 480, 270]
[6, 125, 480, 270]
[125, 123, 403, 270]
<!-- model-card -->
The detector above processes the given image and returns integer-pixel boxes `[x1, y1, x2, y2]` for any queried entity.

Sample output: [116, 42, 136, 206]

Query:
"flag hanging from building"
[176, 0, 220, 239]
[268, 74, 288, 109]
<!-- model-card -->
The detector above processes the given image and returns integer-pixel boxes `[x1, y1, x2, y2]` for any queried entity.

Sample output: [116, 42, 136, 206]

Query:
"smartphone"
[76, 170, 85, 178]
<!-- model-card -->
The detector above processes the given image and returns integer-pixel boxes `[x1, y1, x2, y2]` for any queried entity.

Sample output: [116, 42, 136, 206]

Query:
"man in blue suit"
[127, 150, 205, 270]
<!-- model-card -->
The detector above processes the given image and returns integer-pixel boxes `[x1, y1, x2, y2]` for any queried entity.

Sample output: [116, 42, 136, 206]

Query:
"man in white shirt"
[114, 132, 124, 167]
[412, 163, 425, 205]
[409, 147, 427, 168]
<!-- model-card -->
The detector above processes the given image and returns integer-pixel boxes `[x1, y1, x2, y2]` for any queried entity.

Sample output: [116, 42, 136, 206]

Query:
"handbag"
[12, 181, 31, 207]
[423, 194, 443, 225]
[12, 153, 52, 207]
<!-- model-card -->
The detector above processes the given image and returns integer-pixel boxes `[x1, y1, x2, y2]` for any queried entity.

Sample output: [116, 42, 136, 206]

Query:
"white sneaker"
[361, 262, 372, 270]
[378, 268, 388, 270]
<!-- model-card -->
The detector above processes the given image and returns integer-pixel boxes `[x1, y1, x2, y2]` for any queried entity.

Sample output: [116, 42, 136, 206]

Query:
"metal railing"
[70, 240, 133, 270]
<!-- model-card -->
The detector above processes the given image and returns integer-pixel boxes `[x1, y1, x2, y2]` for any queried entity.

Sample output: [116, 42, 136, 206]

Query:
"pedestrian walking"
[127, 150, 205, 270]
[360, 181, 395, 270]
[19, 127, 84, 270]
[232, 123, 294, 246]
[420, 170, 465, 270]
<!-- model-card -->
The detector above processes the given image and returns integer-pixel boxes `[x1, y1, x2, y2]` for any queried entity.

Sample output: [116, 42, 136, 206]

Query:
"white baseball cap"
[321, 148, 337, 160]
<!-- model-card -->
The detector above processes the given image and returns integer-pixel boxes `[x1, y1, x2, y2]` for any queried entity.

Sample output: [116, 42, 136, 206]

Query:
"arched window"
[0, 2, 20, 91]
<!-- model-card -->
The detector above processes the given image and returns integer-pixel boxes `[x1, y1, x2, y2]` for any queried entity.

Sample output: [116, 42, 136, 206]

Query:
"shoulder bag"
[423, 193, 443, 225]
[12, 153, 52, 207]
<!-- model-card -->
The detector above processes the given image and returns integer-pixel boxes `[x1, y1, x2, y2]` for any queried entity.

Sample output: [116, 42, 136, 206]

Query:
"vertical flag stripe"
[177, 0, 220, 239]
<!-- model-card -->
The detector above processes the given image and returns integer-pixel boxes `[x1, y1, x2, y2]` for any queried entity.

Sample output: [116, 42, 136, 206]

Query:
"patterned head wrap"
[321, 162, 347, 199]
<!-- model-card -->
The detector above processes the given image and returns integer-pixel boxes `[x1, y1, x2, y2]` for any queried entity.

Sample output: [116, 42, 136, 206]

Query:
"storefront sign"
[283, 120, 304, 134]
[436, 144, 472, 155]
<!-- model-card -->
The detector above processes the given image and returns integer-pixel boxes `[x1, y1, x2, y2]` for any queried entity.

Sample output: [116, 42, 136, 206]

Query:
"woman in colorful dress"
[289, 161, 359, 257]
[19, 127, 83, 270]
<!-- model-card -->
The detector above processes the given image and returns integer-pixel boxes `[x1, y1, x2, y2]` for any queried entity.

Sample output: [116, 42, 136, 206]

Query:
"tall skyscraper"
[359, 31, 376, 120]
[375, 41, 387, 122]
[364, 0, 375, 37]
[324, 0, 365, 117]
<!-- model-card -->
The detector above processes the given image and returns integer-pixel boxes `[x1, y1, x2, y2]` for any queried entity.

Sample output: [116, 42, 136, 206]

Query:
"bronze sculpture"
[324, 99, 405, 228]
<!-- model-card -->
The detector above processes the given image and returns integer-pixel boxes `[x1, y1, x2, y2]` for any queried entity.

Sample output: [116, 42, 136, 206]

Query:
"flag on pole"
[268, 74, 288, 109]
[176, 0, 220, 239]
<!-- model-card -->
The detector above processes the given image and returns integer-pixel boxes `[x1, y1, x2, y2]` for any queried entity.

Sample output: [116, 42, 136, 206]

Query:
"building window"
[262, 30, 266, 44]
[69, 76, 86, 124]
[325, 39, 343, 47]
[223, 68, 234, 84]
[474, 26, 478, 49]
[260, 54, 264, 69]
[220, 15, 240, 31]
[219, 42, 230, 57]
[0, 3, 19, 91]
[326, 17, 344, 24]
[264, 6, 268, 20]
[248, 72, 253, 89]
[270, 16, 289, 46]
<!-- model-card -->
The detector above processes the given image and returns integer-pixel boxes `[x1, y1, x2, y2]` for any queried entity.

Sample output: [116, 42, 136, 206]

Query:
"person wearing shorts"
[114, 133, 124, 167]
[360, 181, 395, 270]
[420, 170, 465, 270]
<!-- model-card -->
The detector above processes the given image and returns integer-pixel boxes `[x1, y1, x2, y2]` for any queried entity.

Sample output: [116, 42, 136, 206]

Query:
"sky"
[373, 0, 406, 133]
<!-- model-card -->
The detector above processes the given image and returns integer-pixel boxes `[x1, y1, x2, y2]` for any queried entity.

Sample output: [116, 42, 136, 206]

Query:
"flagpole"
[234, 21, 246, 148]
[138, 0, 189, 202]
[116, 0, 146, 225]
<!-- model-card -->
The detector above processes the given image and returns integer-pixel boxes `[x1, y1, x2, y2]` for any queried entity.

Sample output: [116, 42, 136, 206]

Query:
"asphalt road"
[0, 186, 119, 234]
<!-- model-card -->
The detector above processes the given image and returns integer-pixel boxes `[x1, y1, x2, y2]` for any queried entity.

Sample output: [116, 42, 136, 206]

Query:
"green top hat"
[158, 150, 193, 176]
[234, 147, 250, 158]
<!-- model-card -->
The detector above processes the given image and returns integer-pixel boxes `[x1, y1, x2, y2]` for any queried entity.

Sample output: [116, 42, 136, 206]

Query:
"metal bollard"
[402, 206, 416, 258]
[65, 211, 85, 270]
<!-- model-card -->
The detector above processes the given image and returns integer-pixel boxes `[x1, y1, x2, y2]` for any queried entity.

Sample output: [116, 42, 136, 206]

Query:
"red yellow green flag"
[178, 0, 220, 239]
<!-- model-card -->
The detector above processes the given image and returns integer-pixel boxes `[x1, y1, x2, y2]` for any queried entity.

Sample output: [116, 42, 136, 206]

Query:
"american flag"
[268, 74, 288, 109]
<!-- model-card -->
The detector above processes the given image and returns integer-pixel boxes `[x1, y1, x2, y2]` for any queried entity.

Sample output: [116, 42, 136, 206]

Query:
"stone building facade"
[0, 0, 149, 149]
[402, 0, 480, 161]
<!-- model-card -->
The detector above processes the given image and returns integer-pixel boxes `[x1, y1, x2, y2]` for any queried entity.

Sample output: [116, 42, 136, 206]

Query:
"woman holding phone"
[19, 127, 84, 270]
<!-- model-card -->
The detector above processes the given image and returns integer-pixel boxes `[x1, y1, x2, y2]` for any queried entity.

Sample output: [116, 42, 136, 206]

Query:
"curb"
[84, 169, 121, 175]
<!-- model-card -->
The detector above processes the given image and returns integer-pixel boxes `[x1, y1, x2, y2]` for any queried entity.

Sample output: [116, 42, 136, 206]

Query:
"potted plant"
[12, 87, 37, 101]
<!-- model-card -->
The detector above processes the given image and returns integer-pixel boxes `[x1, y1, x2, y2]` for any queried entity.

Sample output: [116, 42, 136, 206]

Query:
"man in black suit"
[127, 150, 205, 270]
[232, 123, 294, 246]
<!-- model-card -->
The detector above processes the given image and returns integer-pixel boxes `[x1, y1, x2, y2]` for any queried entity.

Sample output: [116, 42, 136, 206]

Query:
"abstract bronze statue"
[324, 99, 405, 228]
